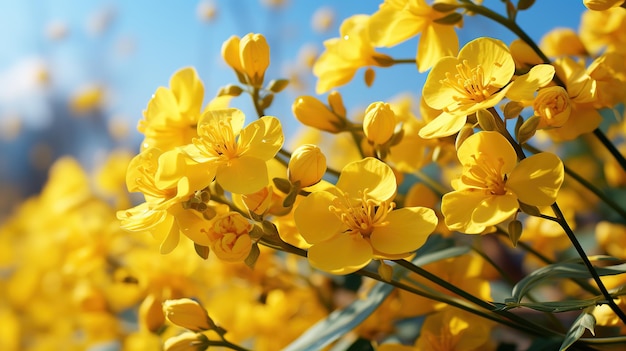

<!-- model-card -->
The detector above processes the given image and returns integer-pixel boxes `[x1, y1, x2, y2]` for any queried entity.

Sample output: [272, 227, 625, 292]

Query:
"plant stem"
[394, 259, 557, 337]
[593, 128, 626, 173]
[551, 202, 626, 325]
[524, 143, 626, 220]
[391, 58, 416, 65]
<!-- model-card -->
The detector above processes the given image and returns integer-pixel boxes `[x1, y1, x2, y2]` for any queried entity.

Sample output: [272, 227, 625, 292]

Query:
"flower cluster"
[4, 2, 626, 351]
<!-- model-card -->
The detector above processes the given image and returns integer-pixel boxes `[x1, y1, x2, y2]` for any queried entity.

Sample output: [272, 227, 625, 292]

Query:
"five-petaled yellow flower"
[420, 37, 554, 139]
[442, 131, 564, 234]
[294, 157, 438, 274]
[162, 108, 284, 195]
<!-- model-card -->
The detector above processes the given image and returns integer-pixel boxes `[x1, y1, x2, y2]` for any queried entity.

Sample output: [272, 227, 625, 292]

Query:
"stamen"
[328, 189, 395, 238]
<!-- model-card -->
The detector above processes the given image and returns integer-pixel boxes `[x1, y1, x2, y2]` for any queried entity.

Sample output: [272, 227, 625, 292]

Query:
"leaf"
[518, 0, 535, 10]
[433, 12, 463, 25]
[282, 279, 395, 351]
[272, 177, 292, 194]
[266, 79, 289, 93]
[244, 243, 260, 269]
[559, 310, 596, 351]
[497, 297, 600, 313]
[283, 235, 462, 351]
[510, 258, 626, 303]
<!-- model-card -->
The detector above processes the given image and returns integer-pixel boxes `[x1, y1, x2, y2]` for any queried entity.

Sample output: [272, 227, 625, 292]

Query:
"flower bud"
[221, 35, 244, 74]
[163, 332, 209, 351]
[240, 33, 270, 87]
[533, 86, 571, 129]
[139, 293, 165, 332]
[363, 102, 396, 145]
[293, 96, 347, 133]
[288, 144, 327, 187]
[205, 212, 253, 262]
[327, 91, 346, 117]
[162, 298, 214, 332]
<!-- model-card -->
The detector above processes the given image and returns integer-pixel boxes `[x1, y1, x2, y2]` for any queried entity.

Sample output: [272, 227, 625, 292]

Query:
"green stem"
[593, 128, 626, 173]
[551, 202, 626, 325]
[524, 143, 626, 220]
[251, 87, 265, 118]
[391, 58, 416, 64]
[394, 259, 557, 337]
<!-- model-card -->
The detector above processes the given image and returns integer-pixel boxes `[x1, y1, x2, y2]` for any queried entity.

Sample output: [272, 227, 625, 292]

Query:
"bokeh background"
[0, 0, 586, 220]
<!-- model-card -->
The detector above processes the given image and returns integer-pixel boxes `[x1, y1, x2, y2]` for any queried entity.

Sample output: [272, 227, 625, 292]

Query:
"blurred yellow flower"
[294, 158, 437, 274]
[180, 108, 284, 194]
[313, 14, 393, 94]
[162, 298, 214, 331]
[369, 0, 460, 72]
[205, 212, 253, 262]
[442, 131, 564, 234]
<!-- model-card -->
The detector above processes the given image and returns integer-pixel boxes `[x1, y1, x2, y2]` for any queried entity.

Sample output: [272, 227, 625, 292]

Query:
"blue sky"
[0, 0, 588, 213]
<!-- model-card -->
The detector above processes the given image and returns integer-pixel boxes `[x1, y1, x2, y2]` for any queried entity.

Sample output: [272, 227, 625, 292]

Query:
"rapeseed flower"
[420, 37, 553, 138]
[178, 108, 284, 194]
[441, 131, 564, 234]
[294, 157, 437, 274]
[313, 14, 393, 94]
[369, 0, 460, 72]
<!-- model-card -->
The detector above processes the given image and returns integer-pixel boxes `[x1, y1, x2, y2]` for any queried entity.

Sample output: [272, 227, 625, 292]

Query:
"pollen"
[328, 190, 395, 237]
[462, 154, 508, 196]
[194, 119, 239, 159]
[442, 60, 497, 106]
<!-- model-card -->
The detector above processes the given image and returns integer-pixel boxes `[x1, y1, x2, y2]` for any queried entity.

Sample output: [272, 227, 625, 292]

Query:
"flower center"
[462, 154, 508, 196]
[194, 118, 239, 159]
[328, 190, 395, 237]
[442, 60, 498, 107]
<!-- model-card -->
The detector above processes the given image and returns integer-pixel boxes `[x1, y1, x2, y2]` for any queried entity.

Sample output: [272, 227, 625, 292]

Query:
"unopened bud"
[327, 91, 346, 117]
[164, 332, 209, 351]
[139, 293, 165, 332]
[364, 67, 376, 87]
[221, 35, 244, 74]
[162, 298, 214, 332]
[363, 102, 396, 145]
[288, 144, 327, 187]
[533, 86, 571, 129]
[240, 33, 270, 87]
[293, 96, 346, 133]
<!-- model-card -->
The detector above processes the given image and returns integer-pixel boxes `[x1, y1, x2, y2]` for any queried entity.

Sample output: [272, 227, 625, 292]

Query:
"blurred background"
[0, 0, 586, 220]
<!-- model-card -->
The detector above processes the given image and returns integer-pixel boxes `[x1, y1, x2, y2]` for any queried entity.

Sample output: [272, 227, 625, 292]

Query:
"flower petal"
[169, 67, 204, 120]
[418, 111, 467, 139]
[307, 235, 372, 274]
[460, 37, 514, 89]
[506, 64, 555, 102]
[417, 24, 458, 73]
[471, 194, 519, 227]
[239, 116, 284, 161]
[198, 108, 245, 137]
[507, 152, 564, 206]
[336, 158, 396, 201]
[215, 155, 269, 194]
[457, 131, 517, 174]
[370, 207, 437, 255]
[294, 191, 343, 244]
[441, 190, 489, 234]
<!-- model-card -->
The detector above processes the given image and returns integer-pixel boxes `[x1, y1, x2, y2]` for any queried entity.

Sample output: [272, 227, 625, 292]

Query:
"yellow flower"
[163, 331, 209, 351]
[442, 131, 564, 234]
[162, 298, 214, 332]
[292, 95, 348, 133]
[117, 148, 213, 253]
[369, 0, 460, 72]
[179, 108, 284, 194]
[205, 212, 253, 262]
[539, 28, 587, 57]
[533, 86, 571, 129]
[294, 158, 437, 274]
[420, 37, 554, 138]
[313, 14, 393, 94]
[580, 7, 626, 55]
[138, 67, 205, 151]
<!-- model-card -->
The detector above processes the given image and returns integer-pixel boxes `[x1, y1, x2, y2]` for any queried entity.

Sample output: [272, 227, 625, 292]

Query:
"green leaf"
[511, 258, 626, 303]
[283, 235, 462, 351]
[559, 310, 596, 351]
[282, 279, 395, 351]
[497, 297, 600, 313]
[272, 177, 292, 194]
[266, 79, 289, 93]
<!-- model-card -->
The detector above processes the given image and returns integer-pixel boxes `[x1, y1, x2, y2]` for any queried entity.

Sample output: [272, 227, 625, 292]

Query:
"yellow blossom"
[292, 95, 347, 133]
[584, 0, 625, 11]
[222, 33, 270, 87]
[178, 108, 284, 194]
[414, 307, 496, 351]
[580, 7, 626, 55]
[533, 86, 572, 129]
[204, 212, 253, 262]
[539, 28, 587, 57]
[369, 0, 460, 72]
[294, 158, 437, 274]
[420, 37, 554, 139]
[442, 131, 564, 234]
[163, 332, 209, 351]
[313, 14, 393, 94]
[138, 67, 206, 151]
